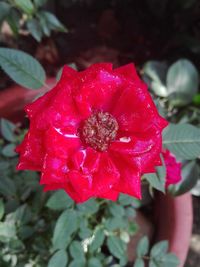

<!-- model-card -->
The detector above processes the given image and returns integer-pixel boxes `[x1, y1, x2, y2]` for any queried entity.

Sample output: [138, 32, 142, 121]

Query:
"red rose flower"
[162, 150, 182, 187]
[16, 63, 168, 203]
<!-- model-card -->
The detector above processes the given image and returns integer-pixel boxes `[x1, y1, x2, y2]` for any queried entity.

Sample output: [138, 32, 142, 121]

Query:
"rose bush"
[16, 63, 168, 203]
[1, 48, 200, 267]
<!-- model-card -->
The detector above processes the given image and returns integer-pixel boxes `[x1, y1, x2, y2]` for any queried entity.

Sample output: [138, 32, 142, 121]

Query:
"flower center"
[80, 111, 119, 152]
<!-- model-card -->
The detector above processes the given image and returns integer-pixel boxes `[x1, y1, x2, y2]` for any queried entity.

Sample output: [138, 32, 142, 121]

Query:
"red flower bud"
[162, 150, 182, 188]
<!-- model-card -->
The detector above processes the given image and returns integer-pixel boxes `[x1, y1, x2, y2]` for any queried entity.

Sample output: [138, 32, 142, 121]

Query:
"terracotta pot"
[0, 83, 193, 267]
[0, 78, 56, 122]
[154, 192, 193, 267]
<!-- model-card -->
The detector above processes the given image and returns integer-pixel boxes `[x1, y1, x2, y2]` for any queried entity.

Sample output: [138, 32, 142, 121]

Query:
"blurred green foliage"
[0, 0, 67, 41]
[142, 58, 200, 196]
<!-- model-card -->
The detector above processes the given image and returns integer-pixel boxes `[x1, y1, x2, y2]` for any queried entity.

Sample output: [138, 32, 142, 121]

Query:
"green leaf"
[69, 241, 85, 262]
[109, 203, 125, 217]
[118, 194, 136, 206]
[0, 221, 16, 242]
[0, 176, 16, 197]
[5, 199, 20, 214]
[79, 227, 91, 240]
[144, 173, 164, 193]
[193, 93, 200, 105]
[6, 9, 20, 35]
[40, 11, 67, 32]
[79, 219, 92, 239]
[18, 225, 34, 240]
[0, 199, 5, 220]
[56, 67, 63, 81]
[77, 199, 99, 215]
[151, 81, 168, 98]
[27, 19, 43, 42]
[46, 190, 74, 210]
[89, 229, 105, 253]
[12, 204, 32, 225]
[105, 217, 127, 231]
[48, 250, 68, 267]
[33, 0, 47, 7]
[0, 2, 11, 22]
[191, 179, 200, 196]
[169, 161, 199, 196]
[52, 210, 78, 250]
[150, 241, 169, 258]
[136, 236, 149, 257]
[14, 0, 35, 15]
[2, 144, 17, 157]
[120, 231, 130, 243]
[160, 253, 180, 267]
[0, 48, 46, 89]
[0, 119, 16, 142]
[107, 236, 127, 262]
[88, 258, 102, 267]
[144, 155, 166, 193]
[149, 260, 157, 267]
[8, 239, 24, 252]
[143, 61, 167, 84]
[68, 63, 77, 70]
[38, 11, 51, 36]
[129, 221, 138, 235]
[0, 161, 9, 171]
[143, 61, 168, 97]
[134, 258, 145, 267]
[68, 260, 85, 267]
[156, 155, 166, 181]
[167, 59, 199, 106]
[125, 207, 136, 217]
[163, 123, 200, 160]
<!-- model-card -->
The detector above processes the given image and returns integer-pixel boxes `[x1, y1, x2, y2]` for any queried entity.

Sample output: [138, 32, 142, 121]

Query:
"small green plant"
[0, 0, 67, 41]
[134, 236, 179, 267]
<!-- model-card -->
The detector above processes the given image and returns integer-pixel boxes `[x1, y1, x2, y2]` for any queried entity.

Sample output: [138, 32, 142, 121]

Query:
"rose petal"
[112, 83, 168, 134]
[71, 148, 100, 174]
[68, 170, 93, 201]
[97, 189, 119, 201]
[112, 133, 162, 174]
[92, 153, 120, 195]
[25, 65, 77, 119]
[45, 127, 81, 158]
[77, 75, 122, 111]
[16, 128, 44, 171]
[40, 154, 68, 185]
[111, 155, 141, 199]
[114, 63, 140, 82]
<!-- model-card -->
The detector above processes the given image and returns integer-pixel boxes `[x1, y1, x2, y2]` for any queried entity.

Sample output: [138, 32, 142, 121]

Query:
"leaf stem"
[43, 83, 51, 90]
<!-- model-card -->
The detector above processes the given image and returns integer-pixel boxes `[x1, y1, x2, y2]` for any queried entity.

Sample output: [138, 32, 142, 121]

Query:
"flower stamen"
[80, 111, 118, 151]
